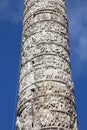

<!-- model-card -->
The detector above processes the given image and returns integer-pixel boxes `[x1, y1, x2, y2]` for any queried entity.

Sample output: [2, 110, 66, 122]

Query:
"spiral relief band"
[16, 0, 78, 130]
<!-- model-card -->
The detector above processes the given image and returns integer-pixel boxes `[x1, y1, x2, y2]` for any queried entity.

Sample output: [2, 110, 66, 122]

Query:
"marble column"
[16, 0, 78, 130]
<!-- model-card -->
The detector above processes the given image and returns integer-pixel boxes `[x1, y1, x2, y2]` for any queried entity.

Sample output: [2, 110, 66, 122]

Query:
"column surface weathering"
[16, 0, 78, 130]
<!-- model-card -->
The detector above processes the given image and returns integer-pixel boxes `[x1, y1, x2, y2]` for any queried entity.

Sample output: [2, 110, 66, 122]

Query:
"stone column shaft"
[16, 0, 78, 130]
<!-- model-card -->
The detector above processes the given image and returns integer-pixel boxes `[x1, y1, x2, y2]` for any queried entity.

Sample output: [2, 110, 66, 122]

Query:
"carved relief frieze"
[16, 0, 78, 129]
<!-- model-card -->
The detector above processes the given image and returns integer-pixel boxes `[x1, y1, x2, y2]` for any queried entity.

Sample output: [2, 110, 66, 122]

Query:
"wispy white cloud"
[69, 4, 87, 37]
[0, 0, 8, 9]
[68, 1, 87, 62]
[76, 37, 87, 61]
[66, 0, 87, 75]
[0, 0, 24, 24]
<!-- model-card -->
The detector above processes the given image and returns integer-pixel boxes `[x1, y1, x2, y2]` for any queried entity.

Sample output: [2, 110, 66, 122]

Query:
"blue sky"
[0, 0, 87, 130]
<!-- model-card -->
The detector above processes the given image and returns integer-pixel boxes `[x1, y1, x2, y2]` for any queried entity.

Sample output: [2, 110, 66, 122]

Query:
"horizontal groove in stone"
[24, 2, 66, 18]
[22, 19, 66, 44]
[18, 95, 76, 117]
[37, 127, 57, 130]
[23, 21, 68, 39]
[21, 53, 70, 68]
[23, 12, 67, 29]
[51, 110, 76, 117]
[23, 10, 67, 28]
[23, 23, 68, 39]
[18, 93, 75, 109]
[23, 22, 67, 37]
[23, 30, 68, 38]
[22, 42, 70, 56]
[20, 65, 71, 83]
[23, 30, 68, 41]
[19, 79, 73, 95]
[19, 80, 73, 98]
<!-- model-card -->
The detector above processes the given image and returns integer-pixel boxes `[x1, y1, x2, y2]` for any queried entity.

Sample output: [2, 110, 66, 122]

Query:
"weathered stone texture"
[16, 0, 78, 130]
